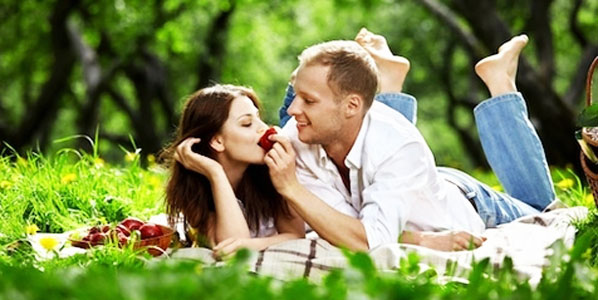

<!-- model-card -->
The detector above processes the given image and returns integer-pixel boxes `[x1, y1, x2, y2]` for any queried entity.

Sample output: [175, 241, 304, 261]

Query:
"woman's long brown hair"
[161, 84, 288, 238]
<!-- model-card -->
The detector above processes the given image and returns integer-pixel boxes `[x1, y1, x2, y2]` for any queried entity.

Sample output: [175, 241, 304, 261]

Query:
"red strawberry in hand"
[258, 127, 277, 151]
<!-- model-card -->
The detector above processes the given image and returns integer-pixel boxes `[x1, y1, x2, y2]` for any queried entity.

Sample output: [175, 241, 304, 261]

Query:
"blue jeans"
[278, 84, 555, 227]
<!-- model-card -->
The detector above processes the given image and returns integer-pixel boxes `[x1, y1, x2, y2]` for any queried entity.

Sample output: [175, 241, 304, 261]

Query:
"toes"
[355, 27, 370, 42]
[498, 34, 528, 54]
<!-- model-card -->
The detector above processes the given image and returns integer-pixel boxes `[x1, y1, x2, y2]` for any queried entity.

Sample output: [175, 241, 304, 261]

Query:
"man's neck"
[323, 116, 364, 168]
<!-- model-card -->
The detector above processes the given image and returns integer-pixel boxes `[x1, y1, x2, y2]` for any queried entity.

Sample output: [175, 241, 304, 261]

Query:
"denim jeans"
[278, 84, 555, 227]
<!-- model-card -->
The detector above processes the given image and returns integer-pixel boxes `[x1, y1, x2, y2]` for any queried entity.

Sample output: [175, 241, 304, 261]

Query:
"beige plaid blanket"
[166, 207, 587, 285]
[27, 207, 587, 286]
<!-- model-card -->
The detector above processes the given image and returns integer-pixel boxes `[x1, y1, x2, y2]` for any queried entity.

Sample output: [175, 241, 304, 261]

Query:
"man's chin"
[297, 133, 316, 145]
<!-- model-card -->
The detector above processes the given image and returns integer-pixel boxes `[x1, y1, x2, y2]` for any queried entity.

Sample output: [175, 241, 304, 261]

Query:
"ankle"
[487, 81, 517, 98]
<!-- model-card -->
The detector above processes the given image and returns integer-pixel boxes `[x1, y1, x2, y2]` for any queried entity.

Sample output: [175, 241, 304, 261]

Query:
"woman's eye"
[242, 123, 252, 127]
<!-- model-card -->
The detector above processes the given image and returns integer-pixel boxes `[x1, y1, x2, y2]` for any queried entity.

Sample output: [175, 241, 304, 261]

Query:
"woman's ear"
[209, 135, 226, 152]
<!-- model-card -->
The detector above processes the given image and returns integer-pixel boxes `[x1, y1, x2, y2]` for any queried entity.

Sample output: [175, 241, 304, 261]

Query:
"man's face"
[288, 64, 344, 145]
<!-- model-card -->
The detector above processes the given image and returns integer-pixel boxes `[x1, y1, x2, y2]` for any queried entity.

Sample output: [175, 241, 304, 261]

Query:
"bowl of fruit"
[70, 217, 174, 257]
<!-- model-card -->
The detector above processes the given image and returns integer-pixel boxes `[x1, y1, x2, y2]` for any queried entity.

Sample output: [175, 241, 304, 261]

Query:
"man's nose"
[287, 97, 300, 116]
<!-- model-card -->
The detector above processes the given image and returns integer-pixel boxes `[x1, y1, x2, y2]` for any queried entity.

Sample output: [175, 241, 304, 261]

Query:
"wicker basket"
[580, 56, 598, 207]
[70, 224, 174, 257]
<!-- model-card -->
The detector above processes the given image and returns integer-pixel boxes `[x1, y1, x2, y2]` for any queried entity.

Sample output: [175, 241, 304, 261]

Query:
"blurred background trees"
[0, 0, 596, 170]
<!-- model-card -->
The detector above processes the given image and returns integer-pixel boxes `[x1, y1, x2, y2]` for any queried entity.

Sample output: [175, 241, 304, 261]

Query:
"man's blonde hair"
[298, 40, 379, 109]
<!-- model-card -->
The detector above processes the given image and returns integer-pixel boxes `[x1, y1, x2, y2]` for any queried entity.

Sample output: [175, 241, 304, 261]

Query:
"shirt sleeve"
[359, 140, 434, 249]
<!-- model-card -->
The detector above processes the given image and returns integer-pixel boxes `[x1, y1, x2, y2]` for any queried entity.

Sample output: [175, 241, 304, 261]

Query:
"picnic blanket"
[166, 207, 588, 285]
[26, 206, 587, 286]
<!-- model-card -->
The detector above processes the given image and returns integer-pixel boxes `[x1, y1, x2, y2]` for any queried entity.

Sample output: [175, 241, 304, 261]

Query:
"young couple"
[162, 29, 555, 258]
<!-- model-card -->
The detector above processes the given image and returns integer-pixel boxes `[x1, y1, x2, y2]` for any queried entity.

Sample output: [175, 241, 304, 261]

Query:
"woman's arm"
[175, 137, 251, 244]
[212, 206, 305, 259]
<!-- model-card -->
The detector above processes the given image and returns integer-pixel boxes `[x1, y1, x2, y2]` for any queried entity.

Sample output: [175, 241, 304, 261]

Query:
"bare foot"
[474, 34, 528, 97]
[355, 28, 410, 93]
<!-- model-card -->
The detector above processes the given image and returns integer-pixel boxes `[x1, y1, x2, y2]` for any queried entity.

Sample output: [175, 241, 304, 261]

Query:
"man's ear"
[344, 93, 363, 118]
[209, 135, 225, 153]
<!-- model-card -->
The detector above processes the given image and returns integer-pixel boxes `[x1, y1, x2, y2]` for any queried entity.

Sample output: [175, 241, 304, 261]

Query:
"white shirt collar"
[345, 113, 370, 169]
[316, 113, 370, 170]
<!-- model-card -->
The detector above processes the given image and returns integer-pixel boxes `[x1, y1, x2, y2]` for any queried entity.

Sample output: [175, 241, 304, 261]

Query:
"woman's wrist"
[206, 165, 226, 182]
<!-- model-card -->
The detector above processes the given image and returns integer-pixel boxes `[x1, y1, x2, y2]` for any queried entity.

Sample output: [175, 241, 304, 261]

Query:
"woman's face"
[217, 95, 269, 164]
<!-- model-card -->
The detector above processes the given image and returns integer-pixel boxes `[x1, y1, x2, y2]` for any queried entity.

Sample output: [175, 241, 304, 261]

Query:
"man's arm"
[282, 181, 369, 251]
[265, 134, 370, 251]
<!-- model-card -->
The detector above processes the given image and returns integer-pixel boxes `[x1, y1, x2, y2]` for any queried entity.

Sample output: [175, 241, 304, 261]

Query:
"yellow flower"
[94, 157, 105, 168]
[147, 154, 156, 164]
[125, 152, 138, 162]
[491, 185, 503, 192]
[0, 180, 11, 189]
[583, 193, 595, 207]
[148, 175, 163, 190]
[25, 224, 39, 235]
[61, 173, 77, 184]
[39, 237, 59, 251]
[16, 157, 27, 167]
[556, 178, 574, 190]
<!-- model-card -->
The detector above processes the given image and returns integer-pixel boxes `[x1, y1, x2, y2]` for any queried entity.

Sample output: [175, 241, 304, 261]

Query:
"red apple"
[115, 224, 131, 237]
[120, 217, 145, 231]
[117, 232, 129, 245]
[258, 127, 277, 151]
[139, 223, 162, 239]
[88, 226, 100, 234]
[89, 232, 106, 245]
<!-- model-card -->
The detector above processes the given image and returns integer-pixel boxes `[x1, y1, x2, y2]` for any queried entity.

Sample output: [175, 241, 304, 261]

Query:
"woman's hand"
[263, 134, 299, 197]
[212, 237, 263, 260]
[174, 137, 223, 178]
[402, 230, 486, 251]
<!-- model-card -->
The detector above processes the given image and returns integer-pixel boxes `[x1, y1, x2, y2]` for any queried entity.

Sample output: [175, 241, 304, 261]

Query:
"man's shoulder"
[363, 102, 423, 148]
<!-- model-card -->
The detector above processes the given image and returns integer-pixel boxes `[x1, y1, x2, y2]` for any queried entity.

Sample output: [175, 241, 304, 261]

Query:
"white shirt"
[282, 101, 484, 249]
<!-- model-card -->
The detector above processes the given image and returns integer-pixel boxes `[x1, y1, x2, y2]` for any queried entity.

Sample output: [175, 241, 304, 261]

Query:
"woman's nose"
[257, 121, 269, 134]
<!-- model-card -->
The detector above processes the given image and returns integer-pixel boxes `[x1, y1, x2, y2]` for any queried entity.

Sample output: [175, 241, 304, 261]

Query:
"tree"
[414, 0, 598, 167]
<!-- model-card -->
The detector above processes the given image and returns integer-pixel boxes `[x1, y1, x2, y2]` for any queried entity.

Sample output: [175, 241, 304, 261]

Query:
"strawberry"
[258, 127, 277, 151]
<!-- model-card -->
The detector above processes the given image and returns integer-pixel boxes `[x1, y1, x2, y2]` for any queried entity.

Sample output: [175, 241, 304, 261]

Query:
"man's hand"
[264, 134, 300, 197]
[402, 230, 486, 251]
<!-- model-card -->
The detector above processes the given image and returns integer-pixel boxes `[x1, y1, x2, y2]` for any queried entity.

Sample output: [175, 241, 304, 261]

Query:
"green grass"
[1, 143, 598, 299]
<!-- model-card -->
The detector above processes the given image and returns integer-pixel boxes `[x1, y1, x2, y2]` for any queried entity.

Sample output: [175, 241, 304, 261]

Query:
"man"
[265, 29, 554, 251]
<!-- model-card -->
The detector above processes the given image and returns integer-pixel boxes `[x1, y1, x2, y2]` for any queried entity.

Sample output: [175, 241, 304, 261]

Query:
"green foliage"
[576, 103, 598, 127]
[0, 140, 166, 244]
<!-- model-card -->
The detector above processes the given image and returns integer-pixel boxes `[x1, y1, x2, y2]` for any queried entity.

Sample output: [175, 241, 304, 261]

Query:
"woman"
[162, 84, 304, 258]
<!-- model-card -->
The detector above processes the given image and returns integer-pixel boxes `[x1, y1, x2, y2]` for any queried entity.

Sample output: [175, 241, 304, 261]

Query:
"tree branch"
[569, 0, 588, 48]
[416, 0, 484, 60]
[107, 86, 138, 125]
[10, 0, 80, 151]
[438, 39, 487, 167]
[528, 0, 555, 86]
[196, 3, 236, 89]
[563, 45, 598, 107]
